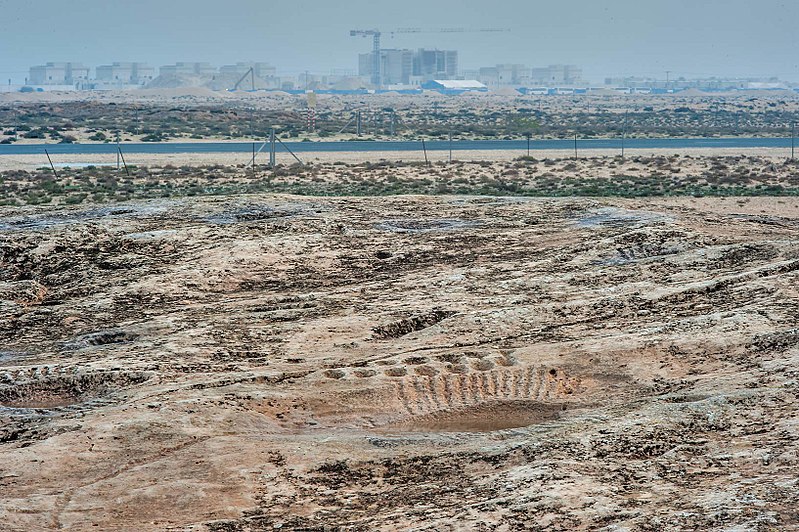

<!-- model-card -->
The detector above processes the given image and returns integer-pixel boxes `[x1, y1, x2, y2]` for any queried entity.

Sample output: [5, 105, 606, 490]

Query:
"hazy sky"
[1, 0, 797, 83]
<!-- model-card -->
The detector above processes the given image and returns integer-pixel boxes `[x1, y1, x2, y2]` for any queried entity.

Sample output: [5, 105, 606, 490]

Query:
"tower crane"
[349, 30, 382, 87]
[350, 27, 510, 88]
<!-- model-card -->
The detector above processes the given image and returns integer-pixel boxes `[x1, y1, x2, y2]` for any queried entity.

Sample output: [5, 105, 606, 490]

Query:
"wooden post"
[44, 149, 58, 179]
[270, 128, 276, 168]
[422, 138, 429, 166]
[574, 133, 578, 160]
[275, 136, 304, 166]
[448, 131, 453, 163]
[622, 111, 628, 158]
[118, 147, 130, 177]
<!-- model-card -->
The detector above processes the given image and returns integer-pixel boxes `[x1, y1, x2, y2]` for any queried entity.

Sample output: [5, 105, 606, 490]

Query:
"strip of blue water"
[0, 137, 793, 155]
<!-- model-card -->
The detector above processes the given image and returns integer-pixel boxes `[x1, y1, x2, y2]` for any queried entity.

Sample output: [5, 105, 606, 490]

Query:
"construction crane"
[232, 67, 256, 91]
[350, 27, 510, 88]
[349, 30, 383, 87]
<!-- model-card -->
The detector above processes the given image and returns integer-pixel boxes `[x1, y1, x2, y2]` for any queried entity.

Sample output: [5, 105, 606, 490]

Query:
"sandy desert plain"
[1, 92, 799, 531]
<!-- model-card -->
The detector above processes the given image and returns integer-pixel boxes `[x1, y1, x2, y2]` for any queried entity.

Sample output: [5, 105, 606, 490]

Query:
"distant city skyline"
[2, 0, 798, 84]
[18, 59, 793, 95]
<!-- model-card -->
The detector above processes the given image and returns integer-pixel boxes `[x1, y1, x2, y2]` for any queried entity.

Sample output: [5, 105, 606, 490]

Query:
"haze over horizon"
[1, 0, 797, 84]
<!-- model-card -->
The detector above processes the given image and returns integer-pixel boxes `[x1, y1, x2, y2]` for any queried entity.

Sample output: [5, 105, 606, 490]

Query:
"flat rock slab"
[0, 195, 797, 530]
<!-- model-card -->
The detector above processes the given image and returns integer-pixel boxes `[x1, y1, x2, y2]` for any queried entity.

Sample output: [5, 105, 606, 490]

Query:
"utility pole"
[574, 133, 578, 160]
[45, 149, 59, 179]
[621, 110, 628, 158]
[448, 131, 453, 163]
[269, 127, 276, 168]
[792, 122, 796, 160]
[526, 132, 531, 157]
[357, 110, 362, 137]
[118, 147, 130, 177]
[389, 112, 395, 137]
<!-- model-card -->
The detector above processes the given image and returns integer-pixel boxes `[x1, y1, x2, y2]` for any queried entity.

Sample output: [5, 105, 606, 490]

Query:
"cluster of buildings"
[20, 56, 585, 93]
[358, 48, 458, 86]
[28, 62, 91, 86]
[14, 57, 796, 95]
[602, 76, 792, 92]
[468, 64, 584, 89]
[22, 61, 280, 90]
[96, 62, 156, 84]
[26, 61, 157, 89]
[356, 47, 584, 91]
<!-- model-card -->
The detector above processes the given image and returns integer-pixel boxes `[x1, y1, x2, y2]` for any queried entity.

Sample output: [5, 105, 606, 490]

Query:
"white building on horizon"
[29, 62, 90, 86]
[96, 62, 155, 85]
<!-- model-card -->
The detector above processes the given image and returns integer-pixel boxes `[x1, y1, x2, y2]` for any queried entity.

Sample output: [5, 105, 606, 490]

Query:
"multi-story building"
[413, 49, 458, 81]
[382, 50, 414, 85]
[29, 63, 65, 84]
[219, 62, 277, 79]
[97, 63, 132, 83]
[297, 71, 322, 90]
[68, 63, 90, 84]
[478, 64, 529, 87]
[29, 62, 89, 85]
[216, 62, 279, 90]
[358, 53, 373, 81]
[530, 66, 553, 85]
[132, 63, 155, 83]
[359, 48, 458, 86]
[602, 76, 789, 91]
[529, 65, 584, 86]
[359, 49, 414, 85]
[159, 62, 217, 77]
[96, 62, 155, 84]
